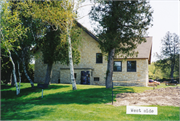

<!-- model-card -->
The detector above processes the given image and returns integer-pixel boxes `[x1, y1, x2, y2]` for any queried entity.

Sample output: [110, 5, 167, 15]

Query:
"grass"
[1, 83, 179, 120]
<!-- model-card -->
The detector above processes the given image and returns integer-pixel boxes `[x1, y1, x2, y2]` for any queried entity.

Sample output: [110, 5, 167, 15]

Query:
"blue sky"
[77, 0, 180, 62]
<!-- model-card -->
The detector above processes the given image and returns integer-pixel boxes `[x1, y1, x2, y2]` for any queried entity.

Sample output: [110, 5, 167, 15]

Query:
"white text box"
[126, 106, 158, 115]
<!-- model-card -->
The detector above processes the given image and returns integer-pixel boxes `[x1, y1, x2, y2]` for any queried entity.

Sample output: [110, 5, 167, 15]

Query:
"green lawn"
[1, 83, 179, 120]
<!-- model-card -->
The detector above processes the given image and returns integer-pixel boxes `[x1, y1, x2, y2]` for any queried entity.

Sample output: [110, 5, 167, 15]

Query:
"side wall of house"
[34, 30, 149, 87]
[55, 30, 108, 85]
[34, 51, 47, 83]
[113, 59, 149, 86]
[34, 30, 108, 85]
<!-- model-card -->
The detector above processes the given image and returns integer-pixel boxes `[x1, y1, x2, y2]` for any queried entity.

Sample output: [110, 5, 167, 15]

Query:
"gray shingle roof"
[77, 22, 152, 64]
[135, 36, 152, 59]
[115, 37, 152, 64]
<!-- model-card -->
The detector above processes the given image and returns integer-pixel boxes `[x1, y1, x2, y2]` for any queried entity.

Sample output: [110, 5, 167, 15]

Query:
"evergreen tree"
[90, 1, 153, 88]
[156, 32, 180, 80]
[39, 25, 81, 84]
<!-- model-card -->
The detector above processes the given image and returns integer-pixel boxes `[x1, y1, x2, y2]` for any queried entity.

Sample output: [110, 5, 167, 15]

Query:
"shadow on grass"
[1, 85, 70, 100]
[1, 104, 55, 120]
[1, 85, 135, 105]
[1, 84, 135, 120]
[1, 84, 14, 90]
[23, 86, 134, 105]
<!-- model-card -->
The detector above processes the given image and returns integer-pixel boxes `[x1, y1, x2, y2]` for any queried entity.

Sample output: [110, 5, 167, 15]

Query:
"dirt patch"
[113, 87, 180, 107]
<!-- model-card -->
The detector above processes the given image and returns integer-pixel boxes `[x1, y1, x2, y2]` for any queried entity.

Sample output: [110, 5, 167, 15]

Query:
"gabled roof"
[115, 37, 152, 64]
[77, 22, 152, 64]
[33, 22, 152, 64]
[32, 22, 98, 53]
[135, 36, 152, 60]
[76, 22, 99, 41]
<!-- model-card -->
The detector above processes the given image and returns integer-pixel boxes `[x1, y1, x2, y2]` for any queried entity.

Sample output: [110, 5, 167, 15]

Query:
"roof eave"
[148, 44, 152, 64]
[76, 22, 99, 42]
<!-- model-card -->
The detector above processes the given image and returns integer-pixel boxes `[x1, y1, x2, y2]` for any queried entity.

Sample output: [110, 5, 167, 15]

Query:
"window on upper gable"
[96, 53, 103, 63]
[113, 61, 122, 72]
[127, 61, 136, 72]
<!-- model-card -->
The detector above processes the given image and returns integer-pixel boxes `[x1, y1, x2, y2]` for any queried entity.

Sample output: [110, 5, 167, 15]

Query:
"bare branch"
[76, 13, 90, 20]
[52, 25, 58, 31]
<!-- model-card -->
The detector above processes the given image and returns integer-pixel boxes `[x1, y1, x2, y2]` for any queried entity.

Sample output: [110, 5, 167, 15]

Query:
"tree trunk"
[22, 54, 34, 88]
[9, 50, 19, 95]
[44, 63, 53, 85]
[11, 73, 15, 86]
[67, 21, 77, 90]
[170, 64, 174, 81]
[63, 0, 77, 90]
[106, 48, 115, 88]
[17, 61, 21, 94]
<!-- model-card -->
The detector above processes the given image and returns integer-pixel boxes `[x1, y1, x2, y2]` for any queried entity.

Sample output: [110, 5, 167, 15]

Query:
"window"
[96, 53, 103, 63]
[127, 61, 136, 72]
[113, 61, 122, 71]
[94, 77, 99, 81]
